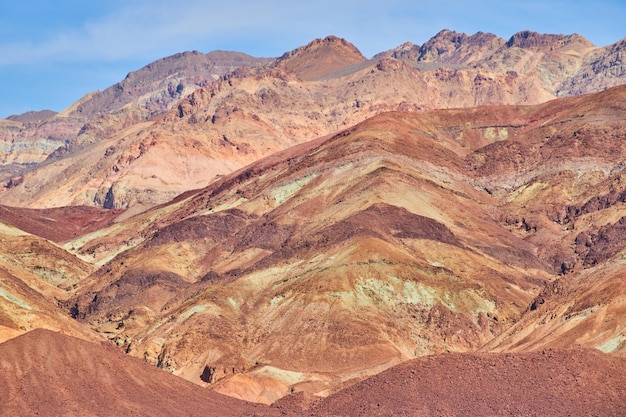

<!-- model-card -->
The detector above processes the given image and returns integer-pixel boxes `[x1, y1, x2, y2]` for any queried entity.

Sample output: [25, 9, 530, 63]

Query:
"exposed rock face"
[0, 222, 97, 343]
[417, 29, 505, 66]
[72, 50, 273, 119]
[0, 33, 595, 209]
[559, 37, 626, 96]
[2, 32, 626, 210]
[0, 116, 82, 166]
[32, 85, 621, 403]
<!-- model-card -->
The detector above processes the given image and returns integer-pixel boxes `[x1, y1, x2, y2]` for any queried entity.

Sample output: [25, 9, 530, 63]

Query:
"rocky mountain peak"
[505, 30, 593, 50]
[69, 50, 270, 120]
[417, 30, 505, 65]
[272, 35, 366, 80]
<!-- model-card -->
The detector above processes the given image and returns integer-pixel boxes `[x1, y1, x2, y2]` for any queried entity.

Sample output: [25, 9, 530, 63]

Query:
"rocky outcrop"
[71, 50, 272, 119]
[417, 29, 505, 66]
[559, 37, 626, 96]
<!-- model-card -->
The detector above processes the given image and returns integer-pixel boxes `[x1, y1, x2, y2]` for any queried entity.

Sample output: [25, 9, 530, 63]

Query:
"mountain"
[384, 29, 610, 95]
[0, 221, 99, 343]
[62, 110, 545, 401]
[72, 50, 273, 120]
[0, 50, 271, 186]
[6, 110, 57, 123]
[271, 35, 367, 80]
[414, 30, 507, 65]
[307, 347, 626, 416]
[2, 330, 623, 416]
[559, 37, 626, 96]
[4, 32, 626, 210]
[2, 31, 626, 413]
[21, 85, 615, 404]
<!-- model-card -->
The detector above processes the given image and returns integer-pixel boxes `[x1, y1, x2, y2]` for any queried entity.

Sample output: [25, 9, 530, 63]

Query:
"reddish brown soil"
[0, 329, 279, 417]
[4, 329, 624, 416]
[0, 205, 123, 242]
[304, 347, 626, 417]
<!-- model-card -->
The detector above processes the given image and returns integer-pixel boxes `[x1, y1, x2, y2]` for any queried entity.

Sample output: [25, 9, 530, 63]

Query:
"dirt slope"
[305, 347, 626, 417]
[0, 328, 280, 417]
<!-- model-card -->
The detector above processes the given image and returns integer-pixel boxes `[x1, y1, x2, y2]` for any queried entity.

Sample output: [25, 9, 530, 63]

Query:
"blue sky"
[1, 0, 625, 118]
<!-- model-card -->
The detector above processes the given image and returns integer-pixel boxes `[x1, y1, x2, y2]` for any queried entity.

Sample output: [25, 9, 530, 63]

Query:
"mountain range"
[1, 29, 626, 415]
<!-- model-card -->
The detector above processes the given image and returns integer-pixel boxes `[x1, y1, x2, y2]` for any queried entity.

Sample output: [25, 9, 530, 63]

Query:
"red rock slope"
[0, 328, 279, 417]
[305, 347, 626, 417]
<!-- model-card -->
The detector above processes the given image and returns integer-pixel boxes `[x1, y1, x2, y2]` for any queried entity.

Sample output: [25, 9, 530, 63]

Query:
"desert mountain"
[271, 35, 367, 80]
[6, 110, 57, 123]
[3, 32, 626, 211]
[2, 31, 626, 414]
[72, 50, 273, 120]
[306, 347, 626, 416]
[0, 50, 271, 185]
[64, 112, 545, 401]
[0, 221, 99, 343]
[20, 85, 615, 404]
[0, 204, 125, 343]
[383, 29, 620, 96]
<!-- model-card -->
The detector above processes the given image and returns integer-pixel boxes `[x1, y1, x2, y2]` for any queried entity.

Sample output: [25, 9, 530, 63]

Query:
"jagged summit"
[417, 29, 505, 65]
[505, 30, 594, 49]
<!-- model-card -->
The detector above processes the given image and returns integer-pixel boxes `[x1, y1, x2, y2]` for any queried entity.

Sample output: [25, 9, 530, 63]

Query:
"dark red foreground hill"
[0, 329, 279, 416]
[304, 347, 626, 417]
[2, 329, 625, 416]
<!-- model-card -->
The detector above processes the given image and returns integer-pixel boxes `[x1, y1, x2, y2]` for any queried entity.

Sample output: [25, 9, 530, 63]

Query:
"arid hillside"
[0, 329, 279, 416]
[2, 31, 625, 210]
[0, 85, 611, 404]
[1, 32, 626, 416]
[0, 50, 271, 185]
